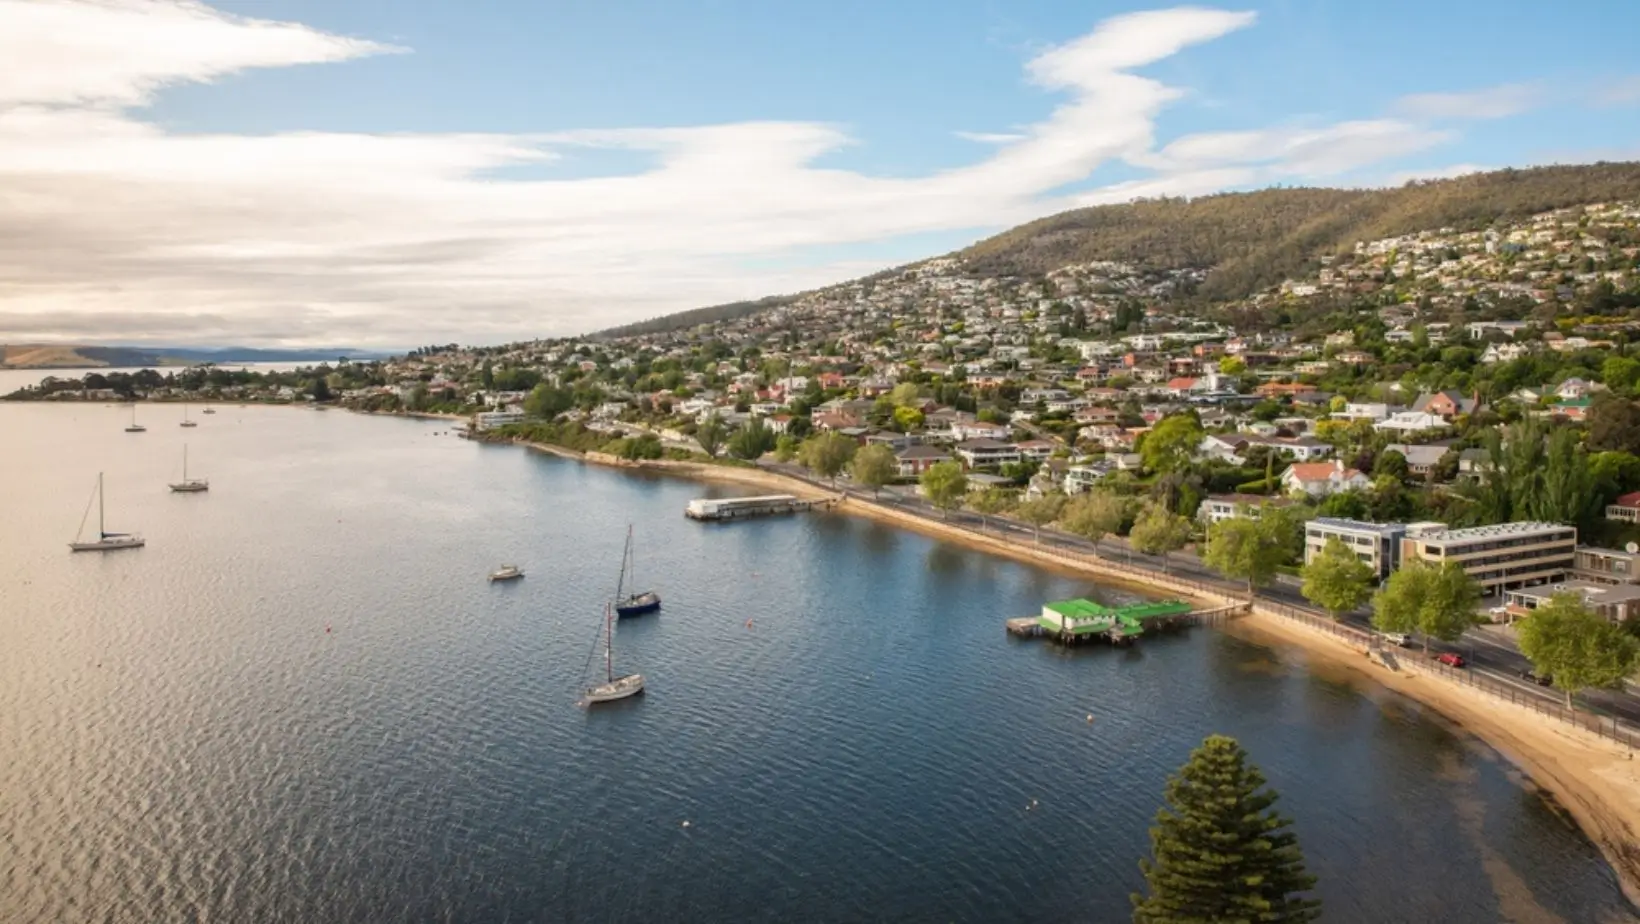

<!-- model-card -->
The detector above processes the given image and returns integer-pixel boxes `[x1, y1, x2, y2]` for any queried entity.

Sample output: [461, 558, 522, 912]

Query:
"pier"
[1006, 598, 1245, 646]
[684, 493, 838, 521]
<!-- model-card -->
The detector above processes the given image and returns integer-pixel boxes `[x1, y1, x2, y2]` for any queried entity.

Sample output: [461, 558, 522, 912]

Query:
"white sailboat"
[584, 603, 645, 704]
[168, 444, 209, 493]
[124, 405, 145, 433]
[179, 404, 197, 428]
[69, 473, 146, 551]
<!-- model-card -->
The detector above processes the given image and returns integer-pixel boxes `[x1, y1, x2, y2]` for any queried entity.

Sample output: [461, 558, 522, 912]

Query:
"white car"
[1382, 633, 1411, 647]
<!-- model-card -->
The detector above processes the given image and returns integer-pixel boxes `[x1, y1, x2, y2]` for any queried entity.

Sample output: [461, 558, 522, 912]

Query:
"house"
[1014, 439, 1057, 462]
[1280, 460, 1370, 498]
[813, 412, 862, 431]
[1481, 342, 1530, 364]
[951, 419, 1012, 441]
[1607, 491, 1640, 524]
[1063, 464, 1108, 494]
[1375, 411, 1449, 434]
[1197, 434, 1247, 463]
[1339, 402, 1391, 421]
[1503, 581, 1640, 624]
[1556, 378, 1594, 400]
[1383, 443, 1451, 478]
[1198, 493, 1295, 525]
[1411, 391, 1479, 419]
[954, 439, 1021, 469]
[1575, 546, 1640, 585]
[895, 445, 952, 477]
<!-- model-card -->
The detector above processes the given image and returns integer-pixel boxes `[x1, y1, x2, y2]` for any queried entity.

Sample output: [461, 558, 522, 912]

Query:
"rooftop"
[1309, 518, 1406, 535]
[1416, 521, 1576, 543]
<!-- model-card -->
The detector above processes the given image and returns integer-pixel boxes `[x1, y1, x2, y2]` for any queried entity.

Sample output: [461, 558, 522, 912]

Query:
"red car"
[1436, 652, 1466, 668]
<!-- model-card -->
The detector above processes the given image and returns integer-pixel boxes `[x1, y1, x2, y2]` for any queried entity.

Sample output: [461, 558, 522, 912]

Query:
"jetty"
[1006, 598, 1243, 646]
[684, 494, 837, 521]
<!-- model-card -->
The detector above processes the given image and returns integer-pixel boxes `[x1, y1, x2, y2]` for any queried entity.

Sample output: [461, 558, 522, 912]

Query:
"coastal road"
[762, 462, 1640, 727]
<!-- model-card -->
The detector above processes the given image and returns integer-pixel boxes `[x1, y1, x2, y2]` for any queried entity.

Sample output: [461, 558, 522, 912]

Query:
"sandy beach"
[1232, 608, 1640, 907]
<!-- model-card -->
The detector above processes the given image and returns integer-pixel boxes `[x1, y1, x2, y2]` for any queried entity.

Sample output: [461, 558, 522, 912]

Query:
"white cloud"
[0, 2, 1466, 347]
[954, 131, 1028, 144]
[1393, 83, 1541, 121]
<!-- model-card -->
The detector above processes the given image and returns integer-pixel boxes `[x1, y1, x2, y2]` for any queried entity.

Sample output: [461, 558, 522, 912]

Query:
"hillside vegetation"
[961, 162, 1640, 297]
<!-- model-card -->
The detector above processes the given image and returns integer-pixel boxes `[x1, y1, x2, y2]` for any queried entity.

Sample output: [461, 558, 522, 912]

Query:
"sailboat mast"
[627, 524, 636, 590]
[97, 472, 106, 538]
[605, 604, 614, 682]
[182, 444, 188, 479]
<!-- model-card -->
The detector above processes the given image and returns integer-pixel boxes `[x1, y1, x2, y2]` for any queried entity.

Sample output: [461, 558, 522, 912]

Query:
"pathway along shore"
[499, 435, 1640, 906]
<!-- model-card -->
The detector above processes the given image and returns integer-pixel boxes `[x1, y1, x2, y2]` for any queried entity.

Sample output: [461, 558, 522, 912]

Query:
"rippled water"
[2, 404, 1635, 923]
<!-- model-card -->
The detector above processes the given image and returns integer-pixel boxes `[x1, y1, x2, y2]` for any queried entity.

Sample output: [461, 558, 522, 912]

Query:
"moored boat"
[612, 526, 661, 617]
[69, 473, 146, 552]
[584, 603, 644, 704]
[488, 564, 524, 582]
[168, 444, 209, 493]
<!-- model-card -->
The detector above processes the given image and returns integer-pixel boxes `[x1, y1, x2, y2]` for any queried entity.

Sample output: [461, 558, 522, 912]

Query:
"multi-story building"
[1573, 546, 1640, 586]
[1503, 581, 1640, 624]
[1399, 522, 1578, 595]
[1304, 518, 1407, 581]
[1198, 494, 1295, 525]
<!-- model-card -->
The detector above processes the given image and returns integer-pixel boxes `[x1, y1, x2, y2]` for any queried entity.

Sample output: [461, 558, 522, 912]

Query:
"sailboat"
[584, 603, 645, 704]
[179, 404, 197, 428]
[124, 404, 146, 433]
[613, 525, 661, 617]
[69, 473, 146, 551]
[168, 444, 209, 493]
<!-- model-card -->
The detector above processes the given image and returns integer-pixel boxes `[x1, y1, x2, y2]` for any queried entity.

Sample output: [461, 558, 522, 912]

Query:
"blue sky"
[1, 0, 1637, 347]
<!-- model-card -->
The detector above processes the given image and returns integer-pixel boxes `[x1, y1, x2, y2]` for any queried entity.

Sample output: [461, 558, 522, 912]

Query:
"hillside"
[595, 162, 1640, 337]
[961, 162, 1640, 297]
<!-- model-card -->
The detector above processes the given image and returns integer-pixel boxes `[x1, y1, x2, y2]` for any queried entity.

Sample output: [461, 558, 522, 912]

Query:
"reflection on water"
[0, 404, 1634, 924]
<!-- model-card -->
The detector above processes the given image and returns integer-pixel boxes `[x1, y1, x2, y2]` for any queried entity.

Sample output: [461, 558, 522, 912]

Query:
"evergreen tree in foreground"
[1132, 735, 1321, 924]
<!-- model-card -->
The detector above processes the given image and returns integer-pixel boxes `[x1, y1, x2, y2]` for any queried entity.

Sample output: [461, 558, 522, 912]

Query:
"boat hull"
[124, 427, 146, 433]
[169, 482, 209, 493]
[585, 673, 645, 703]
[488, 570, 524, 582]
[616, 593, 661, 617]
[69, 537, 146, 552]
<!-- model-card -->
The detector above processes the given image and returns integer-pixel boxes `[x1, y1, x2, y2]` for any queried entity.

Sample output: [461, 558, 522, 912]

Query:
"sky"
[2, 1, 1639, 349]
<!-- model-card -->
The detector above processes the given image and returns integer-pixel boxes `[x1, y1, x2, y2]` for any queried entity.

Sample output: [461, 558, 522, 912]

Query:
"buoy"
[745, 618, 754, 630]
[325, 625, 331, 633]
[1086, 714, 1094, 723]
[681, 820, 691, 828]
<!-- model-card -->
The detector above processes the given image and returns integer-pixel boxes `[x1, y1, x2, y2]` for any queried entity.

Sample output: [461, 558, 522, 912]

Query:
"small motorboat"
[202, 408, 217, 415]
[488, 564, 524, 582]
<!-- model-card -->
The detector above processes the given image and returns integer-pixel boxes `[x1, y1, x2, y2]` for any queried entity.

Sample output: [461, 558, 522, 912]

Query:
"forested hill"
[961, 162, 1640, 297]
[592, 161, 1640, 338]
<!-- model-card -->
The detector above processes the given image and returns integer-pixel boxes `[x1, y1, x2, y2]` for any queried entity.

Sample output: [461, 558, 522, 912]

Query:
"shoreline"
[506, 437, 1640, 904]
[1230, 608, 1640, 909]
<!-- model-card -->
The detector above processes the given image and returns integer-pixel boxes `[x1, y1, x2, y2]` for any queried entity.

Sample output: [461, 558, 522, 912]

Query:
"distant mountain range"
[0, 344, 386, 370]
[594, 161, 1640, 338]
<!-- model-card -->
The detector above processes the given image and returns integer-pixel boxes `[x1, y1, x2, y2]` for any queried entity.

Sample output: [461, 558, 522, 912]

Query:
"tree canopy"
[1300, 537, 1375, 619]
[1129, 504, 1193, 573]
[1372, 561, 1480, 651]
[1517, 592, 1640, 709]
[920, 461, 968, 517]
[849, 443, 897, 498]
[1132, 734, 1322, 924]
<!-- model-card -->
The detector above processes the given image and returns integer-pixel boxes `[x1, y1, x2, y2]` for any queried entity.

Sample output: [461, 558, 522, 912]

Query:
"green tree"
[1061, 491, 1124, 551]
[920, 460, 968, 519]
[849, 443, 897, 499]
[1132, 734, 1321, 924]
[773, 433, 799, 463]
[1204, 517, 1283, 595]
[1300, 537, 1375, 619]
[798, 431, 855, 483]
[1373, 448, 1408, 481]
[1372, 561, 1480, 653]
[892, 405, 925, 433]
[966, 487, 1015, 533]
[1517, 592, 1640, 709]
[1016, 492, 1068, 544]
[1140, 413, 1205, 475]
[695, 413, 727, 458]
[728, 417, 776, 461]
[309, 376, 332, 402]
[1129, 504, 1193, 573]
[889, 382, 921, 408]
[1589, 394, 1640, 456]
[524, 382, 572, 419]
[1218, 356, 1247, 376]
[1602, 355, 1640, 394]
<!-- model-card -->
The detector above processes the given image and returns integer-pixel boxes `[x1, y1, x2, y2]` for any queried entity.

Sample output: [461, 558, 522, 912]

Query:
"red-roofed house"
[1608, 492, 1640, 524]
[1165, 377, 1199, 398]
[1280, 460, 1370, 498]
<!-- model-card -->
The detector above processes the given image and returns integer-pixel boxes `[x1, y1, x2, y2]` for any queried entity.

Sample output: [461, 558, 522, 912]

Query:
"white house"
[1481, 342, 1530, 364]
[954, 439, 1021, 469]
[1375, 411, 1448, 434]
[1280, 460, 1370, 497]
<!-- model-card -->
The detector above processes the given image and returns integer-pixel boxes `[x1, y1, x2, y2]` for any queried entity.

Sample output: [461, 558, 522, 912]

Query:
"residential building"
[1411, 390, 1480, 419]
[474, 409, 526, 431]
[1503, 581, 1640, 624]
[954, 439, 1021, 469]
[1383, 443, 1451, 478]
[1280, 460, 1370, 498]
[1400, 521, 1578, 595]
[1198, 493, 1294, 525]
[1375, 411, 1449, 434]
[1608, 492, 1640, 524]
[895, 445, 951, 477]
[1574, 546, 1640, 585]
[1063, 464, 1107, 494]
[1304, 518, 1406, 581]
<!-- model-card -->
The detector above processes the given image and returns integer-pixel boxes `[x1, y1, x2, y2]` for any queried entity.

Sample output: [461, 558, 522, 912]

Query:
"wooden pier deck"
[685, 493, 840, 521]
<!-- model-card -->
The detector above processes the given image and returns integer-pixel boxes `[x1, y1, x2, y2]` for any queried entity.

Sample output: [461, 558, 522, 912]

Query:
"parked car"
[1382, 633, 1411, 647]
[1436, 652, 1466, 668]
[1521, 670, 1553, 686]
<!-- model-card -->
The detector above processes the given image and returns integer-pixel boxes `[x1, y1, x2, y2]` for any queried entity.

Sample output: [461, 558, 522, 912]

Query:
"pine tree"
[1132, 735, 1321, 924]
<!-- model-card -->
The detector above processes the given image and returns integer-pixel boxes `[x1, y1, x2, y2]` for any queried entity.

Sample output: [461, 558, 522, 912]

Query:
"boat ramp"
[684, 494, 837, 521]
[1006, 598, 1242, 646]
